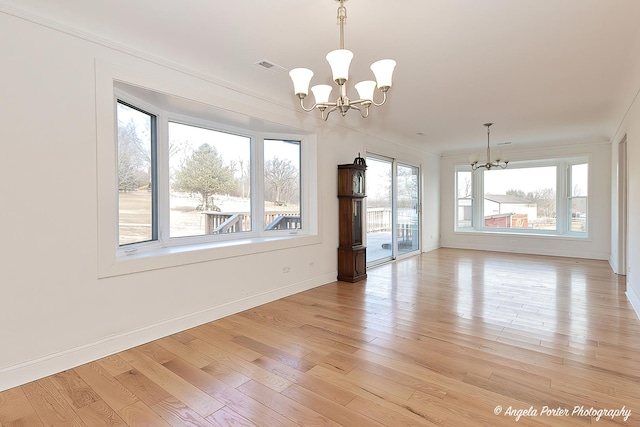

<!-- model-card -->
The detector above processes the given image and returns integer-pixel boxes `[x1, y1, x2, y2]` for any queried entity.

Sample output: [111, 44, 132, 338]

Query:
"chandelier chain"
[337, 1, 346, 49]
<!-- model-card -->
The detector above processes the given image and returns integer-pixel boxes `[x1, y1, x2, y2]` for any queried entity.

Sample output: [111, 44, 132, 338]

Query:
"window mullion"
[156, 113, 171, 244]
[557, 162, 568, 235]
[254, 134, 265, 233]
[475, 170, 484, 231]
[391, 160, 398, 258]
[150, 113, 159, 241]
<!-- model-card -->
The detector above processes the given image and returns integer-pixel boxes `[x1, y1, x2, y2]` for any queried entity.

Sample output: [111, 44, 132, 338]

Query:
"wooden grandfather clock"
[337, 155, 367, 282]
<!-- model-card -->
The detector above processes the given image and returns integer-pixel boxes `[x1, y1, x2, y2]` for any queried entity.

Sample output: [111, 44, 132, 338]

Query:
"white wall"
[440, 142, 612, 260]
[610, 93, 640, 318]
[0, 11, 437, 390]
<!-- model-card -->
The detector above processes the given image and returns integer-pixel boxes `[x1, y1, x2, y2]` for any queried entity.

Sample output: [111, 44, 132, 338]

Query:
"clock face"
[352, 171, 363, 194]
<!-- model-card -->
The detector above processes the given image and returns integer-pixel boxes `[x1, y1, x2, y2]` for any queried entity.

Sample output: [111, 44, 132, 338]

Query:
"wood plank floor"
[1, 248, 639, 426]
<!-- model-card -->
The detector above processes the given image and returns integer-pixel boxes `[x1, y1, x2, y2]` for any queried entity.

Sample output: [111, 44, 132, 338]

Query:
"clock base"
[337, 246, 367, 283]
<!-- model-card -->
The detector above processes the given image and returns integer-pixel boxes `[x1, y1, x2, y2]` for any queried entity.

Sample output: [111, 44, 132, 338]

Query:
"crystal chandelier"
[470, 123, 509, 170]
[288, 0, 396, 121]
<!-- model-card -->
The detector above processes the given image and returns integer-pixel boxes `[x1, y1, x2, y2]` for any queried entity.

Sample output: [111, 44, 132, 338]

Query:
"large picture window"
[97, 67, 319, 278]
[455, 159, 588, 236]
[115, 92, 308, 255]
[484, 166, 557, 231]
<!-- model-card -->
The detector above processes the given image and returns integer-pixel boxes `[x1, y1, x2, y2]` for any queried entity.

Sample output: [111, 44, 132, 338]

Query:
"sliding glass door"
[397, 163, 420, 256]
[366, 155, 420, 266]
[366, 157, 393, 264]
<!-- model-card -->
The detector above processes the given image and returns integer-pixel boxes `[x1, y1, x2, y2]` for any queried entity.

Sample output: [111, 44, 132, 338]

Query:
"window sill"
[99, 233, 321, 279]
[454, 229, 589, 240]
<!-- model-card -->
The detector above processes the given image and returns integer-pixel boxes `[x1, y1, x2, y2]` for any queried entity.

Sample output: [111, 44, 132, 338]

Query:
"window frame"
[165, 117, 257, 244]
[115, 91, 311, 254]
[567, 162, 589, 234]
[455, 168, 474, 230]
[263, 138, 303, 232]
[116, 96, 162, 252]
[454, 157, 589, 238]
[96, 64, 320, 279]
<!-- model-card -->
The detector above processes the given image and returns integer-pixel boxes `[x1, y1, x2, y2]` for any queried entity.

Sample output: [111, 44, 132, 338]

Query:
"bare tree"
[573, 184, 583, 196]
[368, 166, 392, 208]
[530, 188, 556, 218]
[506, 189, 527, 198]
[457, 172, 472, 199]
[237, 157, 250, 199]
[117, 119, 150, 191]
[397, 166, 418, 208]
[264, 156, 298, 204]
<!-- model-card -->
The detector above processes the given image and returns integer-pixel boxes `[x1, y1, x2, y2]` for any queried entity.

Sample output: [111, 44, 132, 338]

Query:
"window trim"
[454, 157, 589, 238]
[96, 64, 320, 279]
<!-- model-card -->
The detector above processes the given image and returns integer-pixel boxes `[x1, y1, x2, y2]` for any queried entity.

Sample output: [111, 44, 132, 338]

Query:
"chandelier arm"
[321, 105, 338, 121]
[347, 98, 368, 107]
[341, 102, 369, 118]
[371, 89, 388, 107]
[298, 97, 318, 112]
[299, 97, 340, 113]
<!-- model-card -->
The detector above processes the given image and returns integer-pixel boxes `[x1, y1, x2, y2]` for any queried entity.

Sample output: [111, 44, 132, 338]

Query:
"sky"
[484, 166, 557, 194]
[484, 164, 588, 195]
[117, 103, 300, 181]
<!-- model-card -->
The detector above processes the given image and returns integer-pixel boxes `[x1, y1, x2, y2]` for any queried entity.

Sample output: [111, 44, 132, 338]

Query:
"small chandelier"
[289, 0, 396, 121]
[470, 123, 509, 170]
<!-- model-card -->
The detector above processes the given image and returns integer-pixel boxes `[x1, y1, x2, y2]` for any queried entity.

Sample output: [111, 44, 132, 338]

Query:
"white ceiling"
[3, 0, 640, 155]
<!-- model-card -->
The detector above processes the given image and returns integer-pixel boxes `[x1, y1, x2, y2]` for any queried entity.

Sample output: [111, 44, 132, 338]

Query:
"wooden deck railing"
[204, 208, 416, 235]
[203, 211, 300, 234]
[210, 213, 244, 234]
[203, 212, 250, 234]
[265, 215, 301, 230]
[367, 208, 391, 232]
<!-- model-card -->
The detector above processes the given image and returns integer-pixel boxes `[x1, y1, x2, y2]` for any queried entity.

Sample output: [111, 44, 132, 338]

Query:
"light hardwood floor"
[1, 248, 639, 426]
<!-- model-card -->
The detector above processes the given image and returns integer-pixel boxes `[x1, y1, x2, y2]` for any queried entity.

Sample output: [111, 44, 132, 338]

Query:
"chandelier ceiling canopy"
[289, 0, 396, 121]
[470, 123, 509, 171]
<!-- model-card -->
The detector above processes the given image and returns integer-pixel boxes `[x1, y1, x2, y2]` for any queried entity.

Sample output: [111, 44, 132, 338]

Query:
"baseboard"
[626, 286, 640, 321]
[440, 241, 609, 261]
[609, 255, 619, 274]
[0, 273, 336, 392]
[421, 244, 441, 253]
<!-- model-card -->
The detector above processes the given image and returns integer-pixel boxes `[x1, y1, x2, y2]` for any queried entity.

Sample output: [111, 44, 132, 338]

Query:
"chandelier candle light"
[289, 0, 396, 120]
[470, 123, 509, 170]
